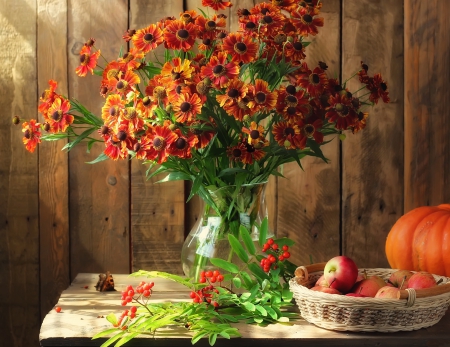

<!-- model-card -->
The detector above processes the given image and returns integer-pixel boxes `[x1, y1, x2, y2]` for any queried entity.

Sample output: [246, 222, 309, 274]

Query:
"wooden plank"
[0, 1, 40, 346]
[129, 1, 186, 274]
[341, 0, 404, 267]
[67, 0, 130, 280]
[37, 0, 71, 320]
[404, 0, 450, 212]
[277, 0, 341, 267]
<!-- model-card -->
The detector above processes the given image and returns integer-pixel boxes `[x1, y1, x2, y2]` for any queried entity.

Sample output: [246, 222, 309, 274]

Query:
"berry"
[283, 251, 290, 258]
[271, 243, 279, 250]
[55, 306, 62, 313]
[130, 306, 137, 313]
[282, 245, 289, 251]
[267, 238, 274, 245]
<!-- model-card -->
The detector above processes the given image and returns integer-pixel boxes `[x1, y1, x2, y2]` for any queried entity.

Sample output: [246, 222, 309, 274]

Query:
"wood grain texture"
[404, 0, 450, 212]
[0, 1, 40, 346]
[67, 0, 130, 280]
[277, 0, 341, 267]
[341, 0, 404, 267]
[37, 0, 71, 321]
[39, 273, 450, 347]
[130, 0, 186, 274]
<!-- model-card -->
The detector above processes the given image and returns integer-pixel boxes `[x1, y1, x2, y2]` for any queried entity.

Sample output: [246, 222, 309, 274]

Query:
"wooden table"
[40, 273, 450, 347]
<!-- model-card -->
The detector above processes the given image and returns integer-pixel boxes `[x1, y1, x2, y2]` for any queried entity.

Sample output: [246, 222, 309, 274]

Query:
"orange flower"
[144, 125, 178, 164]
[47, 97, 73, 133]
[22, 119, 42, 153]
[247, 79, 278, 113]
[160, 57, 194, 86]
[75, 45, 100, 77]
[111, 70, 140, 96]
[172, 93, 202, 123]
[194, 14, 226, 40]
[132, 24, 164, 53]
[102, 94, 125, 128]
[222, 33, 258, 64]
[291, 6, 324, 37]
[38, 79, 59, 119]
[169, 129, 198, 159]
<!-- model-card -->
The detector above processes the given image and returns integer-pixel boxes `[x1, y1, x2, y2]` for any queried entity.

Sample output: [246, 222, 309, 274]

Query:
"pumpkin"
[385, 204, 450, 277]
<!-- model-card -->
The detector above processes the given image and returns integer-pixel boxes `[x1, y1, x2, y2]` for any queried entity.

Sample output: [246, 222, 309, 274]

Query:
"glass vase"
[181, 183, 274, 281]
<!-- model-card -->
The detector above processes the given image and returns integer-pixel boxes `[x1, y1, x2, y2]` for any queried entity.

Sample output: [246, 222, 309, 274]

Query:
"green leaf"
[219, 330, 231, 339]
[92, 328, 119, 339]
[258, 218, 269, 247]
[248, 263, 269, 281]
[86, 152, 109, 164]
[98, 331, 125, 347]
[130, 270, 194, 288]
[191, 331, 208, 345]
[255, 305, 267, 317]
[232, 277, 241, 289]
[228, 234, 248, 263]
[210, 258, 239, 274]
[282, 288, 294, 302]
[241, 301, 255, 312]
[105, 313, 117, 326]
[115, 332, 140, 347]
[209, 333, 218, 346]
[239, 226, 256, 255]
[93, 69, 103, 76]
[264, 306, 278, 320]
[156, 172, 191, 183]
[239, 271, 255, 288]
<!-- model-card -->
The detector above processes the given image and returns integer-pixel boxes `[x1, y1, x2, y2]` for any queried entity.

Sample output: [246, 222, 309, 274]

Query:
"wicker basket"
[289, 262, 450, 333]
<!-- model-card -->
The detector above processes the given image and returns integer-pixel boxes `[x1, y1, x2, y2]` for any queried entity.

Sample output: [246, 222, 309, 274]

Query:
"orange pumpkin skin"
[385, 204, 450, 277]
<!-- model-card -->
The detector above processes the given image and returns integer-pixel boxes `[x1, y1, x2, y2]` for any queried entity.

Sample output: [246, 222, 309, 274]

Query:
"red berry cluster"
[260, 238, 291, 272]
[120, 281, 154, 306]
[198, 270, 224, 284]
[189, 285, 220, 307]
[115, 306, 138, 329]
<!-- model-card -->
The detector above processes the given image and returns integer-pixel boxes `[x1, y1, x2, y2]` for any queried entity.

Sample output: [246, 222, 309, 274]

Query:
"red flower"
[111, 70, 140, 96]
[38, 80, 59, 119]
[297, 65, 328, 98]
[172, 93, 202, 123]
[201, 52, 239, 88]
[247, 79, 278, 113]
[75, 45, 100, 77]
[367, 73, 390, 104]
[144, 125, 178, 164]
[291, 6, 324, 37]
[325, 93, 357, 130]
[169, 130, 199, 159]
[202, 0, 232, 11]
[164, 20, 197, 52]
[22, 119, 42, 153]
[102, 94, 125, 128]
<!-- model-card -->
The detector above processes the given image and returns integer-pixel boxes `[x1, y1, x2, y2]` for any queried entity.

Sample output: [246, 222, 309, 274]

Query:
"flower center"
[118, 130, 127, 141]
[133, 142, 141, 152]
[228, 88, 239, 98]
[101, 125, 109, 135]
[52, 110, 62, 122]
[286, 85, 297, 95]
[310, 73, 320, 85]
[176, 29, 189, 41]
[153, 136, 165, 150]
[180, 101, 191, 112]
[302, 14, 313, 24]
[153, 86, 166, 100]
[212, 65, 225, 76]
[109, 106, 118, 116]
[124, 107, 137, 120]
[202, 38, 211, 46]
[116, 80, 128, 91]
[234, 42, 247, 54]
[284, 127, 295, 137]
[206, 21, 216, 30]
[250, 130, 260, 139]
[256, 92, 266, 104]
[172, 71, 181, 80]
[293, 42, 303, 51]
[142, 96, 152, 106]
[24, 129, 31, 139]
[286, 95, 298, 106]
[245, 21, 257, 30]
[287, 106, 296, 115]
[107, 68, 119, 80]
[381, 82, 387, 91]
[80, 54, 89, 66]
[262, 15, 273, 24]
[232, 148, 242, 158]
[175, 137, 187, 150]
[304, 124, 315, 137]
[274, 33, 287, 44]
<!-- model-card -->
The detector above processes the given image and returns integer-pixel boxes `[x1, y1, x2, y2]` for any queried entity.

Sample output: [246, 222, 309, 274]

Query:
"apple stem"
[363, 269, 368, 280]
[358, 287, 363, 294]
[437, 278, 444, 285]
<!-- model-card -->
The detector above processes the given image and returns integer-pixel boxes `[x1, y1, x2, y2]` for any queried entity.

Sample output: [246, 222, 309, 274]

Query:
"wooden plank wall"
[1, 1, 450, 346]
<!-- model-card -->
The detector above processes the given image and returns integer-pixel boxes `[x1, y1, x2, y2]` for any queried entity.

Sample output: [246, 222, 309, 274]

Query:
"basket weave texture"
[289, 267, 450, 332]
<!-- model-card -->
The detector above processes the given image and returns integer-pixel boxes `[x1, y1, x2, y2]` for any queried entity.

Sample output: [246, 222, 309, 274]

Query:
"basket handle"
[294, 262, 327, 279]
[397, 283, 450, 300]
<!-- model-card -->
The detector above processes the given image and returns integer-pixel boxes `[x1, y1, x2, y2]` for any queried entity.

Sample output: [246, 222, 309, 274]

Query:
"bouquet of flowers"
[16, 0, 390, 344]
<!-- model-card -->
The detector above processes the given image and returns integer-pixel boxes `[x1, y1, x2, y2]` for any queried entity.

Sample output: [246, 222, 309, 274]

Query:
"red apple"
[375, 285, 401, 299]
[387, 270, 413, 289]
[310, 286, 341, 295]
[345, 292, 367, 297]
[315, 274, 330, 287]
[349, 275, 386, 297]
[407, 271, 437, 289]
[323, 256, 359, 293]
